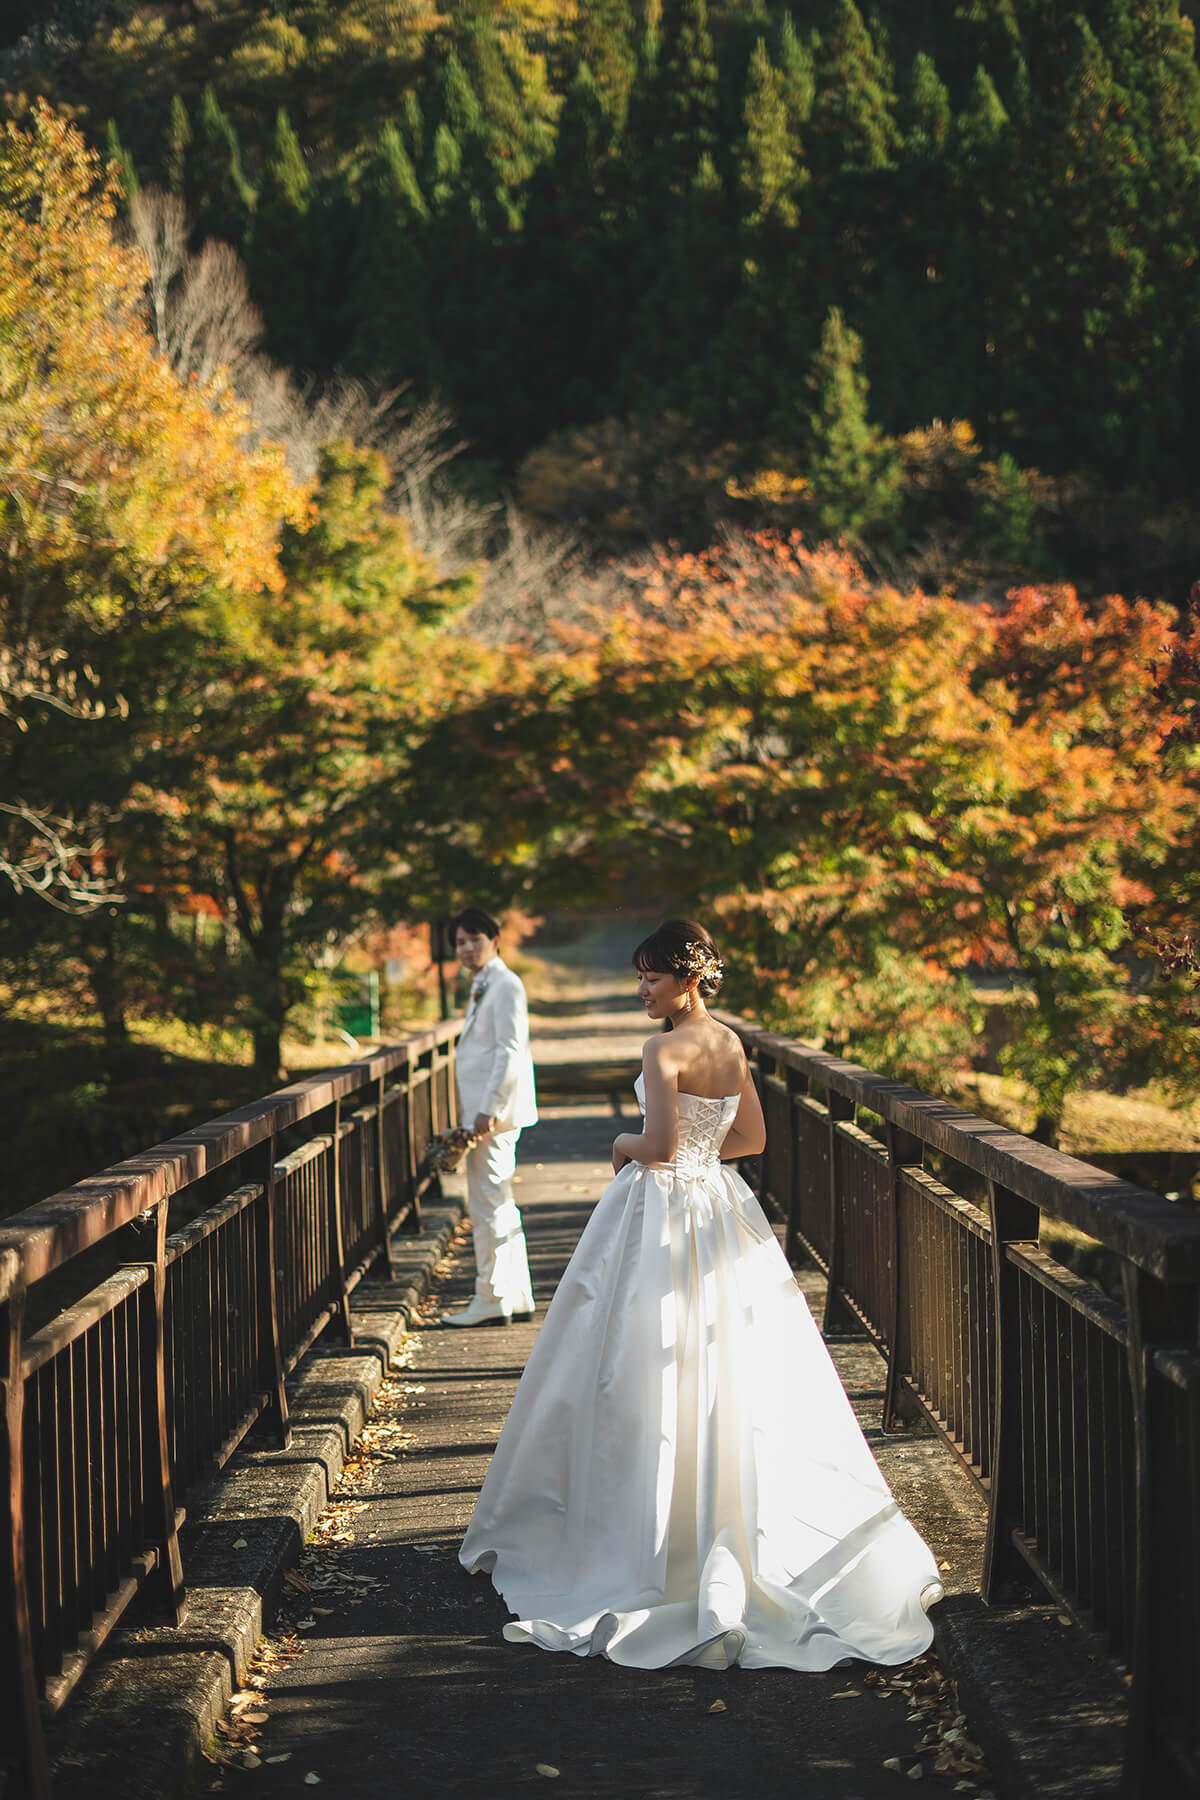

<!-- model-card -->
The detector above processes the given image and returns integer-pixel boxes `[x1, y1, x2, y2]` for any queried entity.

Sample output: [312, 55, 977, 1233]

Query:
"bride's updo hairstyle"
[633, 919, 725, 999]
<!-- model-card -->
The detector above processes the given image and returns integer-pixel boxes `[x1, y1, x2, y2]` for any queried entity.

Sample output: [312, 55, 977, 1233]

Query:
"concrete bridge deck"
[46, 984, 1127, 1800]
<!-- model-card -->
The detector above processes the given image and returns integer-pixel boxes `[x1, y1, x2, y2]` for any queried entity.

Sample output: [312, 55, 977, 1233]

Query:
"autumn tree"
[134, 440, 476, 1076]
[0, 106, 296, 954]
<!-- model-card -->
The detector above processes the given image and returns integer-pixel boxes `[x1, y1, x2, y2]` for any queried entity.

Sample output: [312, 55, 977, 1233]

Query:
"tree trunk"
[1032, 1111, 1062, 1148]
[81, 910, 129, 1056]
[250, 904, 288, 1084]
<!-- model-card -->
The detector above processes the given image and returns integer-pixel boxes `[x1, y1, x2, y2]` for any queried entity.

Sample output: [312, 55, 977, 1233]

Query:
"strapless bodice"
[634, 1072, 740, 1177]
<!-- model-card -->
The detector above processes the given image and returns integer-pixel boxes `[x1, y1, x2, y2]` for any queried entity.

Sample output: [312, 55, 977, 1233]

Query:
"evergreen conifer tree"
[103, 119, 137, 205]
[164, 94, 191, 195]
[190, 84, 254, 250]
[576, 0, 638, 134]
[738, 38, 803, 229]
[427, 120, 465, 214]
[401, 89, 424, 167]
[249, 108, 316, 368]
[802, 306, 901, 538]
[810, 0, 898, 174]
[343, 123, 432, 388]
[653, 0, 721, 198]
[902, 52, 951, 159]
[776, 12, 816, 127]
[956, 65, 1009, 162]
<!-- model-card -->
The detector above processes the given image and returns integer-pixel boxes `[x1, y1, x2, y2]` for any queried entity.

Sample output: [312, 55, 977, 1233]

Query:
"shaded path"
[226, 1092, 986, 1800]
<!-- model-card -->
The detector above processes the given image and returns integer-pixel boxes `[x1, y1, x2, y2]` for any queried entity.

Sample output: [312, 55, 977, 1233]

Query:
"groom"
[442, 907, 538, 1327]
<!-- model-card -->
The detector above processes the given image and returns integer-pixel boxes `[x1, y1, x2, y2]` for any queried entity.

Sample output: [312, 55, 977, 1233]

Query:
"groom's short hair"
[452, 906, 501, 940]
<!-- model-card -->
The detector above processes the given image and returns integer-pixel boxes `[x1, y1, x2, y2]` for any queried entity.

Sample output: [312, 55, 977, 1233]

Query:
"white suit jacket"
[455, 957, 538, 1132]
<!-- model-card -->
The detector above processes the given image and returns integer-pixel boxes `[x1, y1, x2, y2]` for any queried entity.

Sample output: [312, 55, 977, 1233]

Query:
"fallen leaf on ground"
[534, 1765, 560, 1779]
[707, 1700, 726, 1714]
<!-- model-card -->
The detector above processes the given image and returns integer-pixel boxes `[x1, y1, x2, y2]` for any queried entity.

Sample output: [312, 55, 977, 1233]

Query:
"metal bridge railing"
[0, 1021, 460, 1797]
[725, 1015, 1200, 1797]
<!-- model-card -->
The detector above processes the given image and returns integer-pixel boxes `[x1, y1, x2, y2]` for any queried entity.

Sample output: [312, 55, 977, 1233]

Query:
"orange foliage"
[0, 104, 300, 632]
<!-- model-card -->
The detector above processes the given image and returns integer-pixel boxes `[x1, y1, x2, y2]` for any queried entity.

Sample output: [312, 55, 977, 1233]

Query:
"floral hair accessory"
[678, 941, 724, 985]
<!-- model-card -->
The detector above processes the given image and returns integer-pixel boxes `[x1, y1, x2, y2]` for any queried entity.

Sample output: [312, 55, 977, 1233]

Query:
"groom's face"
[455, 930, 498, 973]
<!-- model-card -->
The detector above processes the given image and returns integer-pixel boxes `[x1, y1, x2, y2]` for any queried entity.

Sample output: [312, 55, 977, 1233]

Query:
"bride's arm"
[612, 1040, 679, 1172]
[719, 1072, 766, 1160]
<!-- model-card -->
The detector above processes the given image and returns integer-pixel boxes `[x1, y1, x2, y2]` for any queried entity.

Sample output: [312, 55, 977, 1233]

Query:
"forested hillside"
[6, 0, 1200, 588]
[4, 7, 1200, 1208]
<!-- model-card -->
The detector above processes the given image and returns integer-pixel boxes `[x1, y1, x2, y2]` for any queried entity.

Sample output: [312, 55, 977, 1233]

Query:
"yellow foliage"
[0, 105, 302, 627]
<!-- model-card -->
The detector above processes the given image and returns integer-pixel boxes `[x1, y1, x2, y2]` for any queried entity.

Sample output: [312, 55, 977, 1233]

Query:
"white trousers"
[464, 1129, 535, 1312]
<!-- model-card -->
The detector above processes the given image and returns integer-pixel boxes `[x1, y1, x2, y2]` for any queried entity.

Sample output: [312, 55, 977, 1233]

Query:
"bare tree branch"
[127, 186, 188, 355]
[167, 237, 265, 389]
[0, 801, 116, 911]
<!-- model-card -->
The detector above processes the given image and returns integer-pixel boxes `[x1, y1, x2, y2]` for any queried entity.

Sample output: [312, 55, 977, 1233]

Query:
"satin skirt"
[459, 1157, 940, 1670]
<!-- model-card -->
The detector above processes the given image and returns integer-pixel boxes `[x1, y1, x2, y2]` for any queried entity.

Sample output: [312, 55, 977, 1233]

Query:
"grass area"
[0, 996, 444, 1218]
[954, 1070, 1200, 1155]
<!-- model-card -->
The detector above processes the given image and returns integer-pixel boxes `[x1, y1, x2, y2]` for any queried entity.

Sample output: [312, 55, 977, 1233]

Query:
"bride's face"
[636, 964, 691, 1021]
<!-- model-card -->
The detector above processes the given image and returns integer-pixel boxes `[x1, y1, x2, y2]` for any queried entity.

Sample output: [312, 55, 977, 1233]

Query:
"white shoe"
[920, 1580, 945, 1613]
[441, 1297, 512, 1327]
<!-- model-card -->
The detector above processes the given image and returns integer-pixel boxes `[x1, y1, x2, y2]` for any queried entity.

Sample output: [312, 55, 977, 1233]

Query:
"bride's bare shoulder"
[642, 1032, 686, 1077]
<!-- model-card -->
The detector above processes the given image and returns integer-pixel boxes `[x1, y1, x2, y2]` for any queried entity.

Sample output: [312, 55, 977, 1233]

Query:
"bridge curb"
[43, 1188, 467, 1800]
[932, 1593, 1126, 1800]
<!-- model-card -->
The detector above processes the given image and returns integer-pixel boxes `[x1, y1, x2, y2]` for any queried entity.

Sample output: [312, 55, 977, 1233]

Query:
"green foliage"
[802, 308, 901, 539]
[738, 38, 802, 229]
[189, 82, 254, 247]
[575, 0, 637, 130]
[810, 0, 898, 174]
[164, 93, 191, 193]
[11, 0, 1200, 536]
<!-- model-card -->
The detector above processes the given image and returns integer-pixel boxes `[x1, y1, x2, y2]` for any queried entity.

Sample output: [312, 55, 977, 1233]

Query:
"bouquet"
[422, 1125, 477, 1174]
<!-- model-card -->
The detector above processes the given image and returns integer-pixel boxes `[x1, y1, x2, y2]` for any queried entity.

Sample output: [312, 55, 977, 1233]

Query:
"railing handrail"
[0, 1020, 461, 1294]
[4, 1017, 462, 1798]
[724, 1018, 1200, 1280]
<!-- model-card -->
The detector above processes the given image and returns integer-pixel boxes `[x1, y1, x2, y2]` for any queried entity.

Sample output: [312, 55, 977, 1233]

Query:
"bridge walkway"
[190, 979, 996, 1800]
[45, 979, 1126, 1800]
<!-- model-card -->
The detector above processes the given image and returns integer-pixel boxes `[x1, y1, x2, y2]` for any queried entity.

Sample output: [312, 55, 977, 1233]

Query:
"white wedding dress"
[459, 1075, 941, 1670]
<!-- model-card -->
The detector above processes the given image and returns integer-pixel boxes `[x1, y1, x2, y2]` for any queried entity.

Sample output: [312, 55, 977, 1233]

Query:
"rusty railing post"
[0, 1252, 51, 1800]
[981, 1178, 1041, 1599]
[254, 1124, 291, 1449]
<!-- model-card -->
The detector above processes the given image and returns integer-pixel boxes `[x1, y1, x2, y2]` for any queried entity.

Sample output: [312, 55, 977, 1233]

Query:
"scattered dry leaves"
[204, 1336, 427, 1776]
[864, 1652, 994, 1793]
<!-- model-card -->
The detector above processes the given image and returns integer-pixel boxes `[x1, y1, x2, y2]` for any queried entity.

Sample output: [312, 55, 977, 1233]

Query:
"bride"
[458, 919, 943, 1670]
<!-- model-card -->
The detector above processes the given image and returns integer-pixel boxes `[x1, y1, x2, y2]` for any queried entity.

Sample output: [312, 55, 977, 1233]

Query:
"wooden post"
[129, 1203, 186, 1623]
[405, 1053, 423, 1236]
[254, 1125, 291, 1449]
[784, 1064, 809, 1268]
[822, 1089, 860, 1336]
[981, 1179, 1041, 1599]
[1120, 1265, 1198, 1796]
[0, 1254, 51, 1800]
[882, 1121, 924, 1432]
[375, 1073, 395, 1280]
[328, 1099, 353, 1345]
